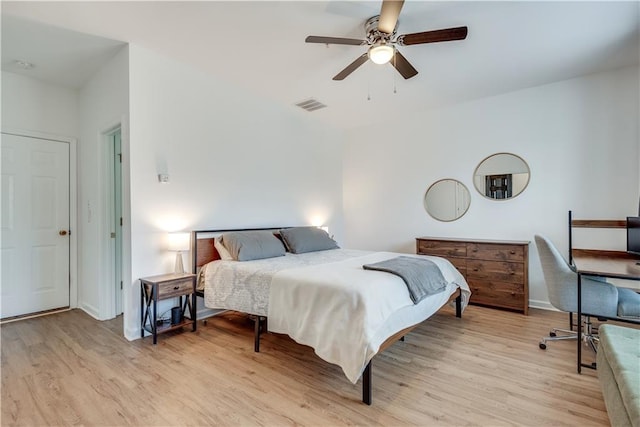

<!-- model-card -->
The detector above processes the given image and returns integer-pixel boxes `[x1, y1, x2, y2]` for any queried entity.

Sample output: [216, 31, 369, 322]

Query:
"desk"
[572, 249, 640, 373]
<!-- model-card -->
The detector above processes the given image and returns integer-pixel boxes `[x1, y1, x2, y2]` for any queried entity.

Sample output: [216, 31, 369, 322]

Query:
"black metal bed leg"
[363, 360, 372, 405]
[569, 312, 574, 331]
[455, 290, 462, 318]
[254, 316, 262, 352]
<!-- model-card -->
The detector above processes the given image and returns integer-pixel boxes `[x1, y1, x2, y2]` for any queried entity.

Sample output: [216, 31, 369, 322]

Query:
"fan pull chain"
[367, 61, 371, 101]
[393, 50, 397, 94]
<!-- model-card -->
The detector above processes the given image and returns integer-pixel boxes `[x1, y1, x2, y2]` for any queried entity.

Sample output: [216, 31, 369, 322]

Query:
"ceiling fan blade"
[305, 36, 366, 46]
[378, 0, 404, 34]
[399, 26, 468, 46]
[390, 50, 418, 79]
[333, 53, 369, 81]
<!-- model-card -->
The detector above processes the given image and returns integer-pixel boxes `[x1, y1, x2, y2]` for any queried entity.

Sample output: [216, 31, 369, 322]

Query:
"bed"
[191, 227, 471, 405]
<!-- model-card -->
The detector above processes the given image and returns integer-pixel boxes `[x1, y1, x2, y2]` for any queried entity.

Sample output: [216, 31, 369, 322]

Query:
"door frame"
[1, 128, 78, 311]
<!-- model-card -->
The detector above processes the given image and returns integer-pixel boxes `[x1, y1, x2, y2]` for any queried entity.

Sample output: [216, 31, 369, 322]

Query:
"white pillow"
[214, 236, 234, 261]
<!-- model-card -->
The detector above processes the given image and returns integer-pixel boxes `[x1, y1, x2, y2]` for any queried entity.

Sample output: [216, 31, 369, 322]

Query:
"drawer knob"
[473, 268, 479, 272]
[510, 251, 516, 254]
[174, 286, 180, 290]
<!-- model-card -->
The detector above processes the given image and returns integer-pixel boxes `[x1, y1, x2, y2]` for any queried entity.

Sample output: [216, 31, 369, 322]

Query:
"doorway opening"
[107, 128, 123, 315]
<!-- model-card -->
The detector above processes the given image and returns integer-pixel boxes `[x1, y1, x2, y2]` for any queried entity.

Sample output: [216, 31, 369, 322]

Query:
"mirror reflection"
[424, 179, 471, 222]
[473, 153, 530, 200]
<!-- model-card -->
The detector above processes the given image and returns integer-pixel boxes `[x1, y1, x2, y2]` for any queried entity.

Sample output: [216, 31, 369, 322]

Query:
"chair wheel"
[549, 332, 557, 337]
[539, 343, 547, 350]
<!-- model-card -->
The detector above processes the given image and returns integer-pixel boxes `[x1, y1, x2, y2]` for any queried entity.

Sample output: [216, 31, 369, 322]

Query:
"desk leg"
[192, 291, 197, 332]
[153, 292, 158, 345]
[577, 273, 582, 374]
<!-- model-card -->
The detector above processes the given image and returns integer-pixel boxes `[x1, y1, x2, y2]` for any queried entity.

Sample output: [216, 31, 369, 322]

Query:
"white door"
[1, 133, 70, 318]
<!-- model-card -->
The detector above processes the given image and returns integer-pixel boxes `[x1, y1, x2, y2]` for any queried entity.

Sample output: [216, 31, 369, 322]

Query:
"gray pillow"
[221, 230, 286, 261]
[280, 227, 339, 254]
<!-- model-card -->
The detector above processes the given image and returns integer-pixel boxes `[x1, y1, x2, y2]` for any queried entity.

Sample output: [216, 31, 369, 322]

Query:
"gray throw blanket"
[363, 256, 448, 304]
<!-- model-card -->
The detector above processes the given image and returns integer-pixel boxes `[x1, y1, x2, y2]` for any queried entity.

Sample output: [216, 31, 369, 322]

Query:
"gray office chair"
[534, 235, 640, 352]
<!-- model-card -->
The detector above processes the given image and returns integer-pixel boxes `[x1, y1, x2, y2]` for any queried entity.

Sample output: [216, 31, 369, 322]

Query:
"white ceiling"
[1, 14, 126, 89]
[2, 1, 639, 130]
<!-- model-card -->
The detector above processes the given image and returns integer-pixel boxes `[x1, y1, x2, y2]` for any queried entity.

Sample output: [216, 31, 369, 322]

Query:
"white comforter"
[267, 251, 470, 383]
[203, 249, 470, 383]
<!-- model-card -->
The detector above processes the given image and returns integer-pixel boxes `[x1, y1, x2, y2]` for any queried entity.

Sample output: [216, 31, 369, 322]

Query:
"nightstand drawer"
[158, 278, 193, 298]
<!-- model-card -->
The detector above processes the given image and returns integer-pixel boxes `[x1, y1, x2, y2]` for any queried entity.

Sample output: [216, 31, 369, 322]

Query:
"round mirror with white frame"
[473, 152, 530, 200]
[424, 179, 471, 222]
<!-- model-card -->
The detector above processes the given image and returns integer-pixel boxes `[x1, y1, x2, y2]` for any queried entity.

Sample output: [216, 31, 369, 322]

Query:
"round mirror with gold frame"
[473, 152, 530, 200]
[424, 179, 471, 222]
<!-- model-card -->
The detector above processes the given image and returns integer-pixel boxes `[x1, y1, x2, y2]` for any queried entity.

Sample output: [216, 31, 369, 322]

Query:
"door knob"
[59, 230, 69, 236]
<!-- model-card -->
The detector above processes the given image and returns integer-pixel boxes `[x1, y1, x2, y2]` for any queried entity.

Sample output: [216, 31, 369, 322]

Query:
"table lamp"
[167, 232, 190, 273]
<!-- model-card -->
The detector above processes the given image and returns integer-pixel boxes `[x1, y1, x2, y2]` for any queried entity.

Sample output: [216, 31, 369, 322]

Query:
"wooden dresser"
[416, 237, 530, 314]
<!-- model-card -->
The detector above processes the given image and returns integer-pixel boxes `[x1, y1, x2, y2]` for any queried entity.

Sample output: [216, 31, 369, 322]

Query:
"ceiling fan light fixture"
[368, 44, 394, 65]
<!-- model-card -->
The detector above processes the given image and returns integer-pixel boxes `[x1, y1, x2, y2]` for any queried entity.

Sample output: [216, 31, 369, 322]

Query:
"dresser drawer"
[466, 260, 524, 284]
[158, 278, 193, 298]
[467, 243, 525, 262]
[417, 239, 467, 257]
[441, 256, 467, 276]
[467, 278, 525, 310]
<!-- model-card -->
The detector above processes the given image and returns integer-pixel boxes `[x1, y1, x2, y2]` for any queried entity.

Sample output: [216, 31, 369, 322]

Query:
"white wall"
[125, 45, 344, 339]
[77, 46, 129, 319]
[5, 47, 636, 330]
[1, 71, 78, 136]
[343, 65, 640, 308]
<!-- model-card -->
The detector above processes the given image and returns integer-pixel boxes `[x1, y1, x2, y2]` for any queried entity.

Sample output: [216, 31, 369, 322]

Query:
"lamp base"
[174, 252, 184, 274]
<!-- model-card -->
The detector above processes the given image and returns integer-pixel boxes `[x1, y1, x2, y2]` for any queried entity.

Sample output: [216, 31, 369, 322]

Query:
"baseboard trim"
[80, 302, 100, 319]
[0, 307, 71, 324]
[124, 326, 140, 341]
[529, 300, 558, 311]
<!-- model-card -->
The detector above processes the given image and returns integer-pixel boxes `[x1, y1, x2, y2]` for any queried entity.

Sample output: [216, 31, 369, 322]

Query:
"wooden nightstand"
[140, 272, 197, 344]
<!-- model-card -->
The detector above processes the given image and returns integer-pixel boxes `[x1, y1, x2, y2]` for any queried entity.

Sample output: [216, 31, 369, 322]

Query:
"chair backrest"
[534, 235, 577, 312]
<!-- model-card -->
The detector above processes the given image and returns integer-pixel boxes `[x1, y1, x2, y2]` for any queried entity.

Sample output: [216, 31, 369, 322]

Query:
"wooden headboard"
[190, 227, 287, 274]
[192, 233, 219, 272]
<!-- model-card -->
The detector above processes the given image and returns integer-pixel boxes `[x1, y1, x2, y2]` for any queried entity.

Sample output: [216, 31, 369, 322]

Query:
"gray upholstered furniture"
[597, 325, 640, 427]
[534, 235, 640, 350]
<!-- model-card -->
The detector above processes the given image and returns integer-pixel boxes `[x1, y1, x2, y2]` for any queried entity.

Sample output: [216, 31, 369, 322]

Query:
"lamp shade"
[167, 232, 190, 252]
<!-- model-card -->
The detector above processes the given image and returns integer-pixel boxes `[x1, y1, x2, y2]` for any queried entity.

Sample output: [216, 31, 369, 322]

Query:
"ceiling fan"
[305, 0, 468, 81]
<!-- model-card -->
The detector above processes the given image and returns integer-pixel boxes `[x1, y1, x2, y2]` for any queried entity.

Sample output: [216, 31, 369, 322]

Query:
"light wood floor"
[1, 305, 627, 426]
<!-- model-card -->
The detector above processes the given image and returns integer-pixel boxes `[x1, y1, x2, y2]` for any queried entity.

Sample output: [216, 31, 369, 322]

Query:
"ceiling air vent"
[295, 98, 327, 112]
